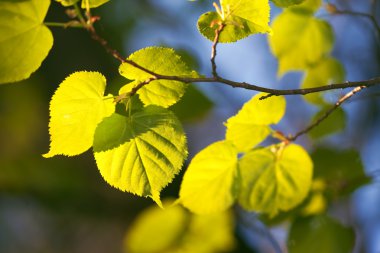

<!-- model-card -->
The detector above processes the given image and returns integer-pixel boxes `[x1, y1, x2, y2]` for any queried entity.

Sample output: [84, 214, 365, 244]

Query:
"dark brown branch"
[80, 7, 380, 101]
[211, 23, 226, 77]
[287, 86, 367, 142]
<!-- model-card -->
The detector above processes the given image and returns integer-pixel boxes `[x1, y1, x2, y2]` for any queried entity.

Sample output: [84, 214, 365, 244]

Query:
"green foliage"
[119, 47, 199, 108]
[179, 141, 239, 214]
[55, 0, 109, 8]
[170, 85, 213, 122]
[288, 215, 355, 253]
[225, 93, 286, 152]
[269, 7, 333, 75]
[309, 108, 346, 139]
[94, 106, 187, 206]
[238, 144, 313, 216]
[55, 0, 79, 6]
[2, 0, 371, 251]
[125, 202, 235, 253]
[44, 71, 115, 157]
[312, 148, 370, 197]
[197, 0, 271, 43]
[271, 0, 306, 8]
[0, 0, 53, 84]
[81, 0, 109, 8]
[302, 57, 345, 105]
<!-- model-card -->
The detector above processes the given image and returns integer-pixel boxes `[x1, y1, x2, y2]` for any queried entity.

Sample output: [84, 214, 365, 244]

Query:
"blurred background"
[0, 0, 379, 252]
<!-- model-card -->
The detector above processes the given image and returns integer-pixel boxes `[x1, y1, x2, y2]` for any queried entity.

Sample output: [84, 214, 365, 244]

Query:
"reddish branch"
[211, 22, 226, 77]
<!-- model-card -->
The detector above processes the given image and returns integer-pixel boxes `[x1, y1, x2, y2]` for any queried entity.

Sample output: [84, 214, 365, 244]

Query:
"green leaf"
[197, 0, 271, 43]
[55, 0, 79, 6]
[302, 57, 345, 105]
[93, 106, 182, 152]
[125, 201, 189, 253]
[309, 107, 346, 139]
[179, 141, 239, 214]
[44, 71, 115, 158]
[290, 0, 322, 12]
[125, 202, 236, 253]
[238, 144, 313, 216]
[0, 0, 53, 84]
[271, 0, 306, 8]
[225, 93, 286, 152]
[81, 0, 109, 8]
[171, 85, 213, 122]
[312, 148, 370, 196]
[119, 47, 199, 108]
[288, 215, 355, 253]
[93, 106, 188, 205]
[269, 10, 334, 75]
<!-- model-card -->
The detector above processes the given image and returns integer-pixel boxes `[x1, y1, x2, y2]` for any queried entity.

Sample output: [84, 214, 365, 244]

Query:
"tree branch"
[287, 86, 367, 142]
[79, 7, 380, 103]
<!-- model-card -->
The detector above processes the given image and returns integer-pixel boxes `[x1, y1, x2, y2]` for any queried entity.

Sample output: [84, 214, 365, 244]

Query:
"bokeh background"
[0, 0, 379, 252]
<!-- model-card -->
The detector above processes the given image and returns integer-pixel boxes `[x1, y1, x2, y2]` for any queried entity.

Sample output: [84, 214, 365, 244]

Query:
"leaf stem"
[44, 21, 84, 29]
[211, 22, 226, 77]
[73, 2, 87, 27]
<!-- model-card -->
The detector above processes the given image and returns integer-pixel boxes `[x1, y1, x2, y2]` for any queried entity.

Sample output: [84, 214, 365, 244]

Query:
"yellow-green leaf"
[179, 141, 239, 214]
[0, 0, 53, 84]
[119, 47, 199, 108]
[302, 57, 345, 105]
[125, 202, 235, 253]
[271, 0, 306, 8]
[55, 0, 79, 6]
[44, 71, 115, 157]
[125, 201, 189, 253]
[81, 0, 109, 8]
[94, 107, 187, 205]
[290, 0, 322, 12]
[269, 10, 334, 75]
[238, 144, 313, 216]
[225, 93, 286, 152]
[197, 0, 271, 43]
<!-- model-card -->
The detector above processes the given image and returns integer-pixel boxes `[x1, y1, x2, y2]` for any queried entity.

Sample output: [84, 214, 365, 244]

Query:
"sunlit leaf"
[271, 0, 305, 8]
[290, 0, 322, 12]
[119, 47, 199, 108]
[55, 0, 79, 6]
[125, 202, 189, 253]
[125, 202, 235, 253]
[309, 107, 346, 139]
[288, 215, 355, 253]
[81, 0, 109, 8]
[0, 0, 53, 84]
[179, 141, 239, 214]
[225, 93, 286, 152]
[302, 57, 345, 105]
[238, 144, 313, 216]
[269, 9, 334, 75]
[197, 0, 271, 43]
[44, 71, 115, 157]
[94, 106, 187, 205]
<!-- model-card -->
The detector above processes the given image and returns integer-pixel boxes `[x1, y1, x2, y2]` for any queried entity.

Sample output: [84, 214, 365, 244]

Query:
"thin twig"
[334, 10, 380, 35]
[211, 22, 226, 77]
[287, 86, 366, 142]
